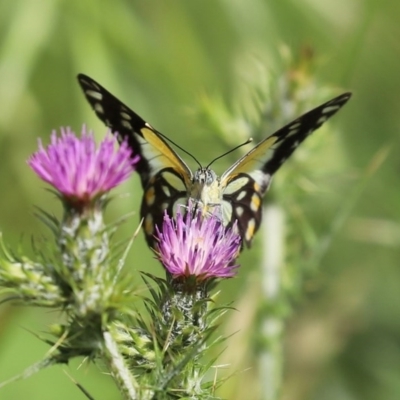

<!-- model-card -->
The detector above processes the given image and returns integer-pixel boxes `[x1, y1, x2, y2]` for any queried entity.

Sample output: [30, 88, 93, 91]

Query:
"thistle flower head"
[155, 208, 241, 281]
[28, 127, 138, 203]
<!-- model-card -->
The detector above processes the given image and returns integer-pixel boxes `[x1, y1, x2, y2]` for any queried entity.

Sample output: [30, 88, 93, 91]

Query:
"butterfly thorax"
[190, 168, 222, 215]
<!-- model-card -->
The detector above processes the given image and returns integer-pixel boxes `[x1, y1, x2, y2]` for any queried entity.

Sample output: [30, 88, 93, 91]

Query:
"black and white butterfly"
[77, 74, 351, 248]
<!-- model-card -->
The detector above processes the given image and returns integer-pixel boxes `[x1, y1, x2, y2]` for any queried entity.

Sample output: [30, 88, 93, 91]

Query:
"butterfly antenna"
[206, 138, 253, 169]
[156, 131, 202, 169]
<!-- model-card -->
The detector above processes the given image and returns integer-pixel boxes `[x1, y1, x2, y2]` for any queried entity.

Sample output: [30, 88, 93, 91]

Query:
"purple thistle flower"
[155, 208, 241, 281]
[28, 127, 139, 202]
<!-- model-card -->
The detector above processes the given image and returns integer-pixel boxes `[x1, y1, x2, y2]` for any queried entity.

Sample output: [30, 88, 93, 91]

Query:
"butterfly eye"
[205, 170, 217, 185]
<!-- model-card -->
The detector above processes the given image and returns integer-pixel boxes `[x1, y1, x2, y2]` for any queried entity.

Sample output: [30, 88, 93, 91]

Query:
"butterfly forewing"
[77, 74, 192, 189]
[262, 92, 352, 176]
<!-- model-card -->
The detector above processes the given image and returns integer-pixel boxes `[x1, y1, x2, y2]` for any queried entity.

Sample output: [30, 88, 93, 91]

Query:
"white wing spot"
[94, 103, 104, 114]
[161, 185, 171, 197]
[120, 111, 132, 121]
[289, 122, 301, 130]
[236, 206, 244, 217]
[317, 115, 328, 124]
[286, 121, 302, 137]
[236, 190, 247, 201]
[121, 120, 133, 130]
[87, 90, 103, 101]
[287, 128, 299, 138]
[322, 105, 340, 114]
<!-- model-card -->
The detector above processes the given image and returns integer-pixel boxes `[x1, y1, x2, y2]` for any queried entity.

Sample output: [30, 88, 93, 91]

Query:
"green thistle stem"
[58, 198, 111, 317]
[260, 204, 285, 400]
[59, 199, 109, 278]
[103, 330, 139, 400]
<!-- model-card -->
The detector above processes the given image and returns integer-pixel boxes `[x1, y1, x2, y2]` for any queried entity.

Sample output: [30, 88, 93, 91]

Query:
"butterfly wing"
[220, 92, 352, 246]
[77, 74, 192, 246]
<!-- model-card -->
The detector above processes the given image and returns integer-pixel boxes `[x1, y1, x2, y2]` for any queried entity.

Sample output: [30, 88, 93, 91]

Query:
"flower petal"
[155, 206, 241, 281]
[28, 127, 139, 202]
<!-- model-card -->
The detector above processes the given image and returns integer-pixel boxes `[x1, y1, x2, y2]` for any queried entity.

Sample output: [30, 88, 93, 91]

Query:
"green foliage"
[0, 193, 234, 399]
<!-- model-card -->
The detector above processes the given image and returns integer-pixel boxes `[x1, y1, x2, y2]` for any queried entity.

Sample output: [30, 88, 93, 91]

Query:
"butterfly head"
[193, 167, 217, 185]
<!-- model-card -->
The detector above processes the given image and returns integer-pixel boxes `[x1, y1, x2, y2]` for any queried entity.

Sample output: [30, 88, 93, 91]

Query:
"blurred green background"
[0, 0, 399, 399]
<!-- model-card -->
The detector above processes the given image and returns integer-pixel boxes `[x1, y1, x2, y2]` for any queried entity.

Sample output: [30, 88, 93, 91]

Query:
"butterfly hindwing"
[141, 167, 188, 243]
[221, 92, 352, 246]
[221, 173, 263, 246]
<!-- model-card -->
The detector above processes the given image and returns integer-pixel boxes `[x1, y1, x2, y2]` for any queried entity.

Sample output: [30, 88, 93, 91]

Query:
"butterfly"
[77, 73, 351, 248]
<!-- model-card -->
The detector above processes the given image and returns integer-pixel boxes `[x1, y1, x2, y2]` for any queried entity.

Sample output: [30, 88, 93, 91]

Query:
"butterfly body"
[191, 168, 221, 210]
[142, 166, 228, 240]
[77, 74, 351, 248]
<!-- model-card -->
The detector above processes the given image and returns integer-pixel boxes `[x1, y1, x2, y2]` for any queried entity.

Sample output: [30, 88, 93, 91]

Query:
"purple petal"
[27, 126, 139, 201]
[155, 206, 241, 281]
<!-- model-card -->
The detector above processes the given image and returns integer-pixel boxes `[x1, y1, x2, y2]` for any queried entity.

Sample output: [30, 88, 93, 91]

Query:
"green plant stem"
[103, 330, 139, 400]
[259, 204, 285, 400]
